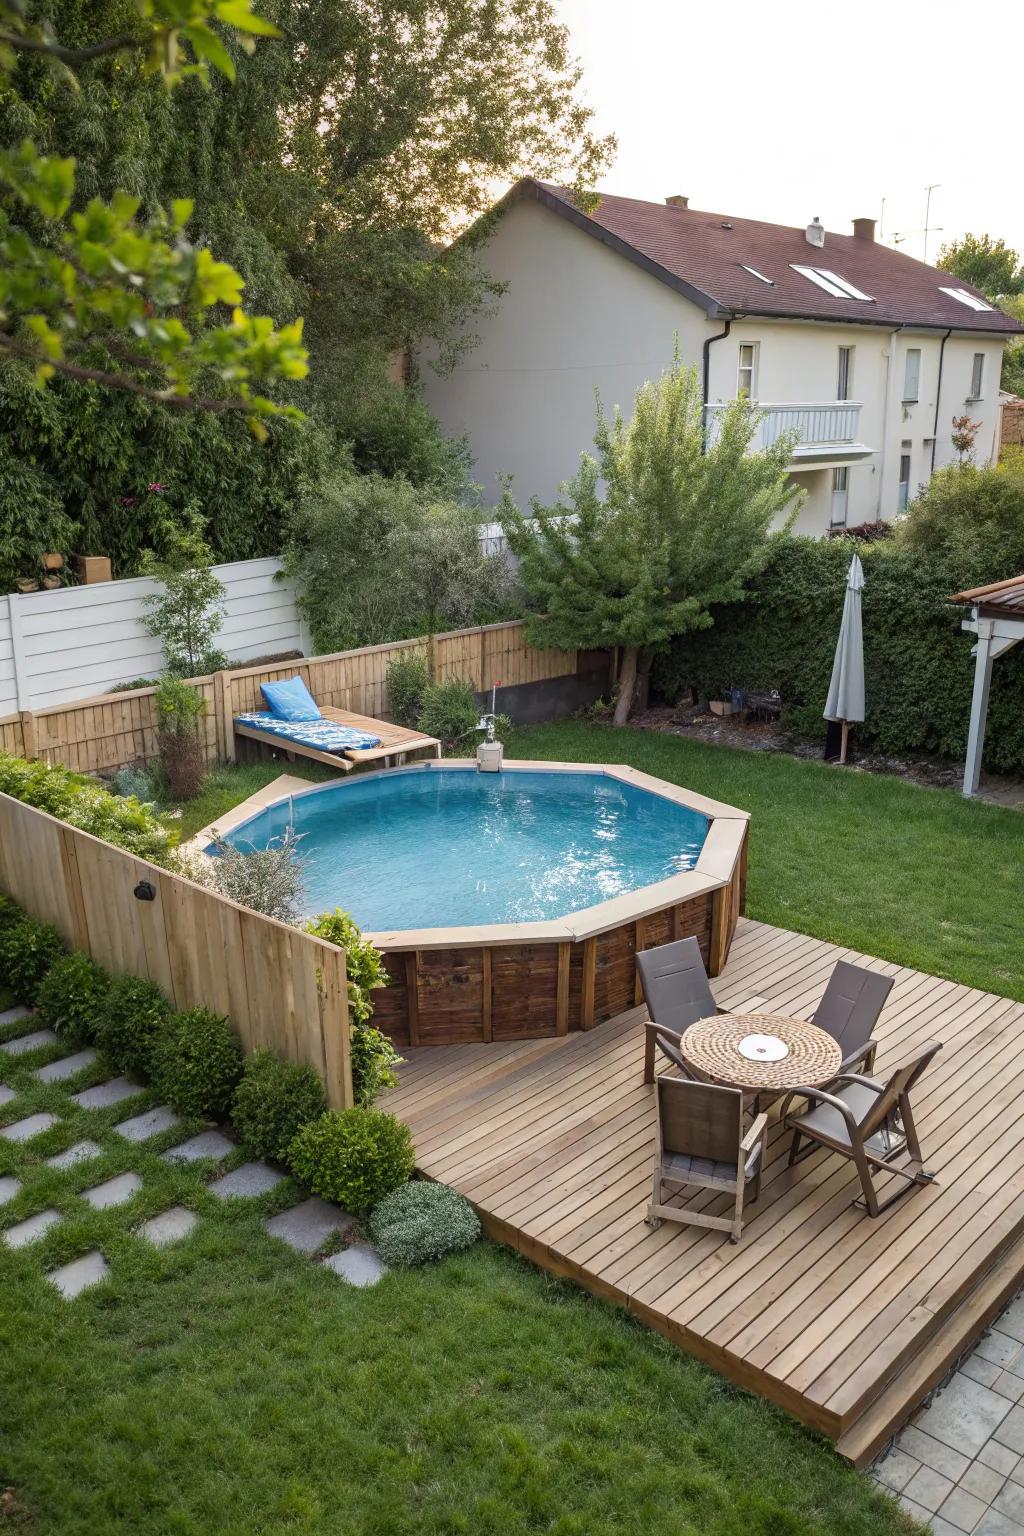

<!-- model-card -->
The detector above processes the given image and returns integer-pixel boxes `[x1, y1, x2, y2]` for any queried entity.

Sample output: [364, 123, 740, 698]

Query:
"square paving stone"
[904, 1463, 955, 1513]
[916, 1373, 1014, 1457]
[33, 1048, 98, 1084]
[995, 1483, 1024, 1523]
[939, 1484, 989, 1530]
[323, 1243, 388, 1288]
[0, 1084, 16, 1106]
[115, 1105, 179, 1143]
[996, 1408, 1024, 1456]
[998, 1297, 1024, 1346]
[266, 1197, 351, 1255]
[47, 1250, 110, 1299]
[138, 1206, 197, 1247]
[898, 1425, 972, 1481]
[976, 1512, 1024, 1535]
[3, 1208, 61, 1248]
[71, 1077, 141, 1111]
[0, 1176, 21, 1205]
[967, 1356, 1011, 1390]
[82, 1172, 143, 1210]
[46, 1140, 103, 1171]
[982, 1443, 1021, 1477]
[899, 1494, 934, 1525]
[0, 1005, 33, 1027]
[0, 1112, 59, 1143]
[208, 1161, 284, 1199]
[162, 1129, 234, 1164]
[996, 1374, 1024, 1405]
[962, 1460, 1009, 1503]
[980, 1332, 1024, 1371]
[0, 1028, 58, 1056]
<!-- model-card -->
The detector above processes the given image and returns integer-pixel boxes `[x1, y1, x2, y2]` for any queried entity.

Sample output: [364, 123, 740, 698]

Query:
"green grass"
[167, 760, 336, 843]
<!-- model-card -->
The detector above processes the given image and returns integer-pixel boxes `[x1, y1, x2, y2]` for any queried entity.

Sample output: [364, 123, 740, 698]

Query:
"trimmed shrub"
[305, 909, 389, 1026]
[35, 952, 109, 1046]
[0, 754, 172, 864]
[349, 1024, 402, 1109]
[0, 892, 22, 937]
[369, 1180, 480, 1268]
[417, 678, 479, 749]
[287, 1108, 414, 1217]
[231, 1049, 327, 1162]
[177, 829, 305, 922]
[0, 915, 65, 1005]
[386, 655, 429, 729]
[96, 974, 171, 1076]
[153, 1006, 243, 1119]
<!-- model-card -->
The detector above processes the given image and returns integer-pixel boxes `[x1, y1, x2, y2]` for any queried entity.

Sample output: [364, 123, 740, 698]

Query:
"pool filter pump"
[476, 682, 504, 772]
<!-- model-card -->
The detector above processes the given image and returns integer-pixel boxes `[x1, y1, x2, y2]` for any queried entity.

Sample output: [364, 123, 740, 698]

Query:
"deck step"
[836, 1229, 1024, 1468]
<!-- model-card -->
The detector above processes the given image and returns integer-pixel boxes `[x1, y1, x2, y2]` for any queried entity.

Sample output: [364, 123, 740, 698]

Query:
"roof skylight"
[939, 286, 994, 312]
[790, 264, 874, 302]
[740, 263, 774, 285]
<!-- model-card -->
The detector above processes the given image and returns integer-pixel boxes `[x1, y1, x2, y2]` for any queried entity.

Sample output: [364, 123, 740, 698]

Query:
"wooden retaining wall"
[0, 621, 579, 778]
[0, 792, 352, 1108]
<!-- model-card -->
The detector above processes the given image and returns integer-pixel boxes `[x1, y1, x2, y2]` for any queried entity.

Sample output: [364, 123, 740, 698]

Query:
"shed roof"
[950, 574, 1024, 616]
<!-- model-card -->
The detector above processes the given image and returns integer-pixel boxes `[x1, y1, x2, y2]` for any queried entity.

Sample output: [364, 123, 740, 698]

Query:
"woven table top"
[680, 1012, 842, 1091]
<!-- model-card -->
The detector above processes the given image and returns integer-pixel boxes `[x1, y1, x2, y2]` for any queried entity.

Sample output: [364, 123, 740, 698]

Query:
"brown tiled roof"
[950, 574, 1024, 615]
[512, 180, 1023, 335]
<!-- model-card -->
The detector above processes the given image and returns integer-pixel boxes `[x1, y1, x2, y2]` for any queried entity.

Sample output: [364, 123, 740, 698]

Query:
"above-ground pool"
[208, 761, 749, 1049]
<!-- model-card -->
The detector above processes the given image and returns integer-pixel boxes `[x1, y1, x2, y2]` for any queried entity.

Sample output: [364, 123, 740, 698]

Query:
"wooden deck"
[385, 917, 1024, 1466]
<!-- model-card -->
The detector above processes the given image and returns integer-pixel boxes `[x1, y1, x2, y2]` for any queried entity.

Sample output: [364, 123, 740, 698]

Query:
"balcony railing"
[704, 401, 865, 457]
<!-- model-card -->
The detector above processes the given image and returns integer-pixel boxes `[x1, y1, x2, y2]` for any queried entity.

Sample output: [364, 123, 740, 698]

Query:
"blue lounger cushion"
[235, 712, 383, 754]
[259, 675, 322, 721]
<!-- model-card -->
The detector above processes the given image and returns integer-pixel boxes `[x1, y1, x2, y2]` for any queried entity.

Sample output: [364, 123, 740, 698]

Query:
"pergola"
[952, 574, 1024, 796]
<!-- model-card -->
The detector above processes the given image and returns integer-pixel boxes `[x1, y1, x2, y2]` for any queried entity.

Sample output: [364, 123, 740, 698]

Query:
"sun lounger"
[233, 705, 441, 772]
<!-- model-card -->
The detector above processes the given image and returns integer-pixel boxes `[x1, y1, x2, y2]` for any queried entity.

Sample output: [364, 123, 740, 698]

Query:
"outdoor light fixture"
[133, 880, 156, 901]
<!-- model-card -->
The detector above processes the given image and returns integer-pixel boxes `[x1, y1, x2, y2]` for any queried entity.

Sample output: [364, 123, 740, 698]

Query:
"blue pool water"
[217, 768, 709, 931]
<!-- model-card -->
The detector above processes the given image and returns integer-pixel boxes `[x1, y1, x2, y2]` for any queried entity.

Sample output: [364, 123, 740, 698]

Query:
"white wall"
[0, 557, 307, 713]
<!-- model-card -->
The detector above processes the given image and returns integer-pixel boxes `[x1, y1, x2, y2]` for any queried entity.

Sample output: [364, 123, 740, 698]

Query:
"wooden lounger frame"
[234, 705, 441, 773]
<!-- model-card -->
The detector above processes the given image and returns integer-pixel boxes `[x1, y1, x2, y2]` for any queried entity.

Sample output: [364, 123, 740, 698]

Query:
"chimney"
[805, 215, 825, 248]
[665, 194, 689, 209]
[853, 217, 876, 242]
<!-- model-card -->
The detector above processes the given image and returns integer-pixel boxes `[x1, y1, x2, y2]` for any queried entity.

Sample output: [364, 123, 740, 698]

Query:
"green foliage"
[0, 752, 172, 862]
[35, 950, 109, 1045]
[898, 458, 1024, 574]
[231, 1047, 327, 1161]
[304, 908, 389, 1027]
[417, 678, 480, 748]
[287, 1107, 414, 1217]
[0, 912, 65, 1004]
[344, 383, 472, 497]
[937, 233, 1024, 299]
[95, 973, 171, 1076]
[111, 762, 160, 802]
[154, 677, 207, 797]
[386, 655, 429, 729]
[142, 523, 227, 676]
[349, 1024, 403, 1110]
[998, 297, 1024, 397]
[154, 677, 206, 731]
[153, 1005, 243, 1118]
[178, 828, 305, 922]
[369, 1179, 480, 1268]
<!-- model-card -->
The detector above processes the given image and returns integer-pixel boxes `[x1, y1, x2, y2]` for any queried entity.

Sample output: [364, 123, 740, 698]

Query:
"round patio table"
[679, 1012, 841, 1094]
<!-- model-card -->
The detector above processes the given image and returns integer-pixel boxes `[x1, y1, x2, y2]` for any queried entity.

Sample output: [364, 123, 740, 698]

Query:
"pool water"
[217, 768, 709, 931]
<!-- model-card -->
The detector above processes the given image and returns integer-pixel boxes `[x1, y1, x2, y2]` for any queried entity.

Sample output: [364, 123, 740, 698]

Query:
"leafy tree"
[1000, 296, 1024, 397]
[141, 520, 227, 675]
[897, 456, 1024, 579]
[499, 359, 800, 725]
[936, 233, 1024, 300]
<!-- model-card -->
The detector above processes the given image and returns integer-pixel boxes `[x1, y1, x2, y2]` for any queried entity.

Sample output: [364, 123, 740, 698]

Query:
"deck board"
[385, 917, 1024, 1460]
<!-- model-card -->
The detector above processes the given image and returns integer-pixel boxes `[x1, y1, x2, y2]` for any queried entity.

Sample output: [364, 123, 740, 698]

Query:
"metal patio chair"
[780, 1041, 941, 1216]
[637, 937, 718, 1084]
[810, 960, 894, 1078]
[647, 1064, 768, 1243]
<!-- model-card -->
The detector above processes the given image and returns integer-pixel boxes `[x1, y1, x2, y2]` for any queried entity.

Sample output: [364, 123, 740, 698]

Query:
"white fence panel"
[0, 600, 18, 714]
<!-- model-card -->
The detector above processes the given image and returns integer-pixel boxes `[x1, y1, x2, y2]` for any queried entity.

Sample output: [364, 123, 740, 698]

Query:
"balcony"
[704, 401, 873, 466]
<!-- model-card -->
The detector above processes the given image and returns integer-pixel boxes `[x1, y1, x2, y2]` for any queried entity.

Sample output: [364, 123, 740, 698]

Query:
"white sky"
[554, 0, 1024, 263]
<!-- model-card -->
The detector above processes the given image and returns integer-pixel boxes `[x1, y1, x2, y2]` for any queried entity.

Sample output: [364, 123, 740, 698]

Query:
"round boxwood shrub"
[96, 974, 171, 1076]
[288, 1108, 414, 1217]
[0, 914, 66, 1005]
[153, 1006, 243, 1119]
[35, 952, 109, 1046]
[369, 1180, 480, 1268]
[231, 1049, 327, 1162]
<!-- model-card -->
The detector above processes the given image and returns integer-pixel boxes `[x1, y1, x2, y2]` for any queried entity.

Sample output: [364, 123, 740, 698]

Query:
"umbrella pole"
[840, 721, 849, 765]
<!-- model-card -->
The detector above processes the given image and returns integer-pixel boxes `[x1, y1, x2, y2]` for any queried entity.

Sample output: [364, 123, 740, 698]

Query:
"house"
[422, 180, 1023, 535]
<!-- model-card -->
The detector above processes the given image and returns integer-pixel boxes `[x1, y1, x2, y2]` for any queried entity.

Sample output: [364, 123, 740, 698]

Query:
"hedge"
[653, 537, 1024, 774]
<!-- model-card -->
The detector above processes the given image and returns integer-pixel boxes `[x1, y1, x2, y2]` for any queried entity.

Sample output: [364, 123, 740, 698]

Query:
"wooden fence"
[0, 792, 352, 1108]
[0, 620, 578, 778]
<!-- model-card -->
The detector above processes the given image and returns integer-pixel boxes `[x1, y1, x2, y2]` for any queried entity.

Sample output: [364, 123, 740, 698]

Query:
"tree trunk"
[613, 644, 639, 726]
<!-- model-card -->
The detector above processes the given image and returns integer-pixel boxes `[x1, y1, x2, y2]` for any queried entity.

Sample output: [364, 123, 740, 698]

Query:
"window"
[939, 286, 994, 313]
[790, 265, 875, 302]
[903, 348, 922, 403]
[837, 346, 854, 401]
[740, 264, 774, 285]
[737, 342, 758, 399]
[897, 451, 912, 512]
[830, 467, 849, 526]
[970, 352, 985, 400]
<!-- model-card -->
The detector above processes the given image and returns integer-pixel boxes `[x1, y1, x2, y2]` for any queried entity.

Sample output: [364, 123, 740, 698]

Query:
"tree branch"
[0, 28, 144, 67]
[0, 332, 254, 414]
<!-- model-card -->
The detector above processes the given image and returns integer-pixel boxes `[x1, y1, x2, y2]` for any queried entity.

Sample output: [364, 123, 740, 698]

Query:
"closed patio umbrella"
[823, 552, 865, 764]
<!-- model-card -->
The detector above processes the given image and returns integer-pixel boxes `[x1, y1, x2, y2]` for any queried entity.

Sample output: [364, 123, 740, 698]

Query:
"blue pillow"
[259, 676, 322, 721]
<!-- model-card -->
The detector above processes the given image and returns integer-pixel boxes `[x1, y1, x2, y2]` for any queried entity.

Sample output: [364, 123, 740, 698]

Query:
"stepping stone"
[138, 1205, 198, 1247]
[0, 1027, 58, 1056]
[71, 1077, 141, 1111]
[0, 1005, 33, 1027]
[3, 1208, 61, 1248]
[0, 1111, 58, 1143]
[33, 1048, 98, 1084]
[266, 1197, 351, 1255]
[0, 1084, 16, 1107]
[208, 1161, 284, 1200]
[47, 1250, 110, 1299]
[0, 1176, 21, 1205]
[46, 1140, 103, 1171]
[162, 1128, 234, 1164]
[116, 1105, 179, 1143]
[82, 1172, 143, 1210]
[915, 1372, 1013, 1457]
[323, 1243, 388, 1288]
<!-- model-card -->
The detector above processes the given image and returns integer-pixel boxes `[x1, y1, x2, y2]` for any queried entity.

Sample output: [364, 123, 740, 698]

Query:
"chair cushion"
[661, 1144, 761, 1189]
[259, 676, 321, 721]
[789, 1078, 898, 1156]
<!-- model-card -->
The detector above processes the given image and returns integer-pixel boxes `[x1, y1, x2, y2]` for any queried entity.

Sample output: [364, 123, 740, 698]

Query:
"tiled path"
[874, 1296, 1024, 1533]
[0, 1006, 387, 1296]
